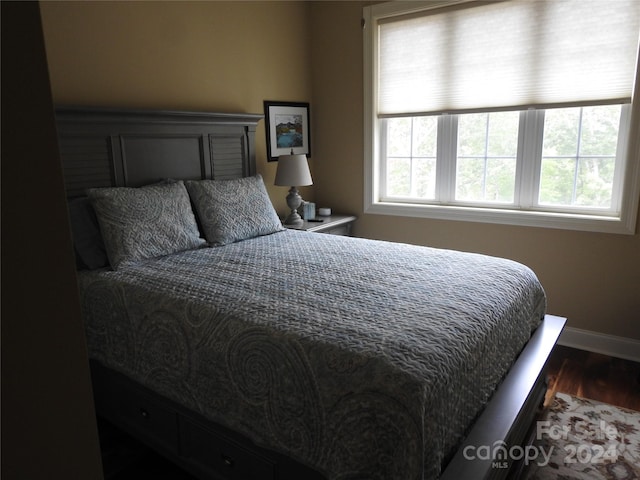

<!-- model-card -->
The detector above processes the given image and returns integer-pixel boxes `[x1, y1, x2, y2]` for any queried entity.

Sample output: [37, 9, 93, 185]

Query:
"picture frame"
[264, 101, 311, 161]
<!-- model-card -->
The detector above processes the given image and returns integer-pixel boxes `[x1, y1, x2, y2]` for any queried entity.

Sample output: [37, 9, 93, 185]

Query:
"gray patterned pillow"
[185, 175, 284, 246]
[88, 181, 206, 270]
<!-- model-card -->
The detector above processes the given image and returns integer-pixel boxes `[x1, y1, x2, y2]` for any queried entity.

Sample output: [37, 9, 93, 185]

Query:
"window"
[382, 105, 629, 212]
[364, 0, 640, 234]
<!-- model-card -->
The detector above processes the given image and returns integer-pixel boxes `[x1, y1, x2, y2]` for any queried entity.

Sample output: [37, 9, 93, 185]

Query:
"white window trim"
[363, 1, 640, 235]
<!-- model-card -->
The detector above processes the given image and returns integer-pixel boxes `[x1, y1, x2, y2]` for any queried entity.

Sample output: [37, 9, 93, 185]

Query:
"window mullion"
[379, 119, 389, 200]
[436, 114, 457, 202]
[572, 108, 585, 205]
[517, 109, 544, 209]
[409, 118, 416, 197]
[483, 113, 490, 200]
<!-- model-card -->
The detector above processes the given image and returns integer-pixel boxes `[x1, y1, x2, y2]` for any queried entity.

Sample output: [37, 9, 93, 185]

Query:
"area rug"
[524, 392, 640, 480]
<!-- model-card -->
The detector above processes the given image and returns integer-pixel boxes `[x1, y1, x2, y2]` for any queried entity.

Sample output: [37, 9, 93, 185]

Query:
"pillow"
[185, 175, 284, 246]
[87, 180, 206, 269]
[67, 197, 109, 270]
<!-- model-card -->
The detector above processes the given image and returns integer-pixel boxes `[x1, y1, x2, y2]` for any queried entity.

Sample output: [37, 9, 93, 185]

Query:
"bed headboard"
[55, 106, 263, 197]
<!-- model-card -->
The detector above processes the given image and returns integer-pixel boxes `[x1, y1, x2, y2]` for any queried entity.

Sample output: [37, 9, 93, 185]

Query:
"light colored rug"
[524, 392, 640, 480]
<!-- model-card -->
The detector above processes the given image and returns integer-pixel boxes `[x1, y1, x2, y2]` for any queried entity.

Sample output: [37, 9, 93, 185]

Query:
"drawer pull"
[221, 454, 234, 468]
[139, 408, 150, 419]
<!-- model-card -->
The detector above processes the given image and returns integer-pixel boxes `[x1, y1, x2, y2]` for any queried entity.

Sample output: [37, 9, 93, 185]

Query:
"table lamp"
[274, 152, 313, 226]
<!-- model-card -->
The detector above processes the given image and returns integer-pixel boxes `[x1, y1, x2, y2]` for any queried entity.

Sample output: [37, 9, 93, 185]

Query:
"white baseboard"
[558, 326, 640, 363]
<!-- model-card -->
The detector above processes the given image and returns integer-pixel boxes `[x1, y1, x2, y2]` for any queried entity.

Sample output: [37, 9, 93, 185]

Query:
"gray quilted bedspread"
[79, 229, 546, 479]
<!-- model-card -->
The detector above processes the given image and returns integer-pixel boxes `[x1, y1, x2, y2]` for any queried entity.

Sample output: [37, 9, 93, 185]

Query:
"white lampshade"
[274, 154, 313, 187]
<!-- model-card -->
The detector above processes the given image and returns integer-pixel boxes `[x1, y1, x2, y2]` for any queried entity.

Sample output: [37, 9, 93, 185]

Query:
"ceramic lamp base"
[284, 187, 304, 226]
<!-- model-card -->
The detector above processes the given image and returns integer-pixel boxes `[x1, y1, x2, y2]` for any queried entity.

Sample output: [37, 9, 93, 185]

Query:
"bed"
[57, 106, 565, 480]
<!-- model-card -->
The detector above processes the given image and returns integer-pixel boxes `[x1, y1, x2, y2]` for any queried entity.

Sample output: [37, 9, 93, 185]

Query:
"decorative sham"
[185, 175, 284, 246]
[87, 181, 205, 269]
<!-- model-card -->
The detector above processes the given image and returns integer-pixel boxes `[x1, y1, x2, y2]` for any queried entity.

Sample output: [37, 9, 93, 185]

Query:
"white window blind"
[378, 0, 640, 116]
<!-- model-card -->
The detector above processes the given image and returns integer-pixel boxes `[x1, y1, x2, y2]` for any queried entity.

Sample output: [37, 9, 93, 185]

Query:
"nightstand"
[285, 214, 357, 236]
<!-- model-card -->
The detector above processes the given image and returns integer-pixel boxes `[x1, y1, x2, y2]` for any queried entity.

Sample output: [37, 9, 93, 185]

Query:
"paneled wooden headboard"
[55, 107, 263, 197]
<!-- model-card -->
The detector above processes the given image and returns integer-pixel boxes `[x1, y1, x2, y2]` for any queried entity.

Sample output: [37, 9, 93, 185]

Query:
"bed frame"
[57, 106, 566, 480]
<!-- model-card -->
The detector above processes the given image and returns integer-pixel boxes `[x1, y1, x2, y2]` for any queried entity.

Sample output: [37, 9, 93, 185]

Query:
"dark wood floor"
[544, 344, 640, 411]
[98, 345, 640, 479]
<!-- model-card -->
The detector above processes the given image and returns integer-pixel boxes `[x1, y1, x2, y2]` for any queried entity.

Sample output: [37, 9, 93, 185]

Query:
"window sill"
[365, 200, 637, 235]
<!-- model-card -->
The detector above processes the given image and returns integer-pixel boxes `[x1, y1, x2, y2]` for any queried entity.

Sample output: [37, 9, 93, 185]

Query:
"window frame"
[363, 1, 640, 235]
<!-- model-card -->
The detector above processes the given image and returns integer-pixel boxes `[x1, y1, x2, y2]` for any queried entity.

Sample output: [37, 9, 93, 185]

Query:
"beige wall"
[40, 1, 640, 341]
[309, 2, 640, 341]
[40, 0, 315, 214]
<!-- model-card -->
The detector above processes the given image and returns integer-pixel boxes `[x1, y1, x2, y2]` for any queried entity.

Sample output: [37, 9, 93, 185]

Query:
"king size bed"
[58, 106, 565, 480]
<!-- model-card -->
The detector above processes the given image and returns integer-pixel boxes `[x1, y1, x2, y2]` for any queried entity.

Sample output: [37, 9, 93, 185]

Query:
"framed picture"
[264, 101, 310, 161]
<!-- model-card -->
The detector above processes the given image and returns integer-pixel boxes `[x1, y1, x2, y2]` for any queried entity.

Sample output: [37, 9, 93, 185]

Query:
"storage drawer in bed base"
[180, 417, 276, 480]
[90, 362, 325, 480]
